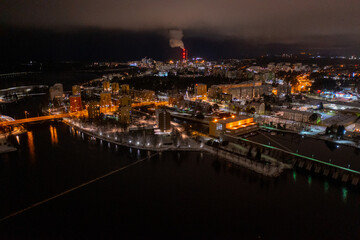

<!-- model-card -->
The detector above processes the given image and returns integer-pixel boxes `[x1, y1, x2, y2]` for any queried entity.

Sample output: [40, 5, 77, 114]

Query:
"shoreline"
[63, 119, 284, 177]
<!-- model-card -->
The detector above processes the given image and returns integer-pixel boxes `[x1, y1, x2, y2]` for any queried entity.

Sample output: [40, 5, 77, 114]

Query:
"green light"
[293, 171, 296, 182]
[324, 182, 329, 193]
[308, 176, 312, 186]
[342, 187, 348, 202]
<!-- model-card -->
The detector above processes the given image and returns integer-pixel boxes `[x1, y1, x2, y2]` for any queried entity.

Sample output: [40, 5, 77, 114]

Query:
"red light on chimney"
[182, 48, 186, 60]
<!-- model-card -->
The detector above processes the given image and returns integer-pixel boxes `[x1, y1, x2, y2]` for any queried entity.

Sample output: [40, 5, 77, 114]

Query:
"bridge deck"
[0, 101, 168, 127]
[0, 114, 71, 127]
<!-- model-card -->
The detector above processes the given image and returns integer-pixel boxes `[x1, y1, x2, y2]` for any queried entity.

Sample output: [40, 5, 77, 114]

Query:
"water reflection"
[342, 187, 348, 202]
[324, 140, 337, 151]
[308, 176, 312, 186]
[49, 125, 58, 145]
[324, 182, 329, 193]
[293, 171, 297, 182]
[27, 131, 35, 162]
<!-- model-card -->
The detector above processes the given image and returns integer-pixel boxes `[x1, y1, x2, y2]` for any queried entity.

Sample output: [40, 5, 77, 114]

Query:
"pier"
[223, 134, 360, 185]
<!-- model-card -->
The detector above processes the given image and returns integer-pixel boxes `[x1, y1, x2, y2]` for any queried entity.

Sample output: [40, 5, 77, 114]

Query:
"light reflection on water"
[27, 131, 35, 163]
[50, 125, 58, 145]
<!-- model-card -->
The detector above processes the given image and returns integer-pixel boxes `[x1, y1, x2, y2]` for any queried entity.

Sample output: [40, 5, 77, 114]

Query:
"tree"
[318, 102, 324, 111]
[325, 126, 331, 135]
[195, 112, 205, 119]
[309, 113, 320, 123]
[247, 147, 253, 159]
[245, 106, 255, 114]
[262, 93, 271, 103]
[336, 125, 345, 138]
[285, 94, 292, 103]
[255, 149, 262, 161]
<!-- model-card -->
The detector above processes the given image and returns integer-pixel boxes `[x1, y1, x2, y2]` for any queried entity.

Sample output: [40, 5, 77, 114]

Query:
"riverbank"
[63, 119, 285, 177]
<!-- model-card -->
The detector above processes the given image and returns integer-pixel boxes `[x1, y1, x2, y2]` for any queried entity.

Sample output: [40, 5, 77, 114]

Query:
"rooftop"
[213, 115, 252, 124]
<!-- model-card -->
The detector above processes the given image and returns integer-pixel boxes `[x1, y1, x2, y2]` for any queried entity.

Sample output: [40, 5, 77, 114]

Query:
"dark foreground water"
[0, 123, 360, 239]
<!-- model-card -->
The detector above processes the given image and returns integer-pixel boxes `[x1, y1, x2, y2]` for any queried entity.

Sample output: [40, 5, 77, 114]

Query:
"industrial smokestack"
[182, 48, 188, 60]
[169, 29, 184, 50]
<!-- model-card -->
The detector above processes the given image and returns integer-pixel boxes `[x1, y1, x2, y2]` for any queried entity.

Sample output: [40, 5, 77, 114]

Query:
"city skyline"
[1, 1, 360, 239]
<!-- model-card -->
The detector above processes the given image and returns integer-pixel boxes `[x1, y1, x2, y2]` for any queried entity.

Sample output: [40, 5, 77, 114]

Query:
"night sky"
[1, 0, 360, 62]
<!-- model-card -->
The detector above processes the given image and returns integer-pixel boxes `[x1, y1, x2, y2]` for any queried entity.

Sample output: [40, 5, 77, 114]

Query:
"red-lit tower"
[182, 48, 188, 60]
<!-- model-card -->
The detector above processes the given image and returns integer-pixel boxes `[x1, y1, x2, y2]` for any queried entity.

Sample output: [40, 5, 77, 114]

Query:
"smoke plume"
[169, 29, 184, 49]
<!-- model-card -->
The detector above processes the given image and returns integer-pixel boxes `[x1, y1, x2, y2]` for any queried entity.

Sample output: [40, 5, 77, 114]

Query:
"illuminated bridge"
[0, 113, 82, 127]
[0, 102, 168, 127]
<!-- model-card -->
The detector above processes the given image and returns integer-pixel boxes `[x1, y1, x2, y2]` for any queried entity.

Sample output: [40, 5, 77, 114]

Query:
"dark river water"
[1, 122, 360, 239]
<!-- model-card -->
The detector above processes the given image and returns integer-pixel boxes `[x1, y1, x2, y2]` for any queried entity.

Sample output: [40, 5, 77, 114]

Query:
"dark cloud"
[1, 0, 360, 61]
[2, 0, 360, 41]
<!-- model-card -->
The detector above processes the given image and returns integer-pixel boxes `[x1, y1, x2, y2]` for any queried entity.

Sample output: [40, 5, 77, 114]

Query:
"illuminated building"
[69, 96, 82, 112]
[103, 81, 111, 92]
[119, 95, 132, 107]
[209, 115, 258, 137]
[227, 81, 266, 100]
[354, 120, 360, 133]
[112, 82, 120, 94]
[208, 86, 223, 99]
[49, 83, 64, 101]
[212, 81, 262, 94]
[169, 95, 184, 107]
[272, 88, 278, 95]
[291, 74, 312, 93]
[132, 89, 155, 101]
[195, 83, 207, 96]
[121, 84, 130, 94]
[249, 102, 266, 115]
[72, 85, 81, 96]
[281, 109, 314, 123]
[88, 101, 101, 119]
[117, 106, 131, 124]
[220, 93, 232, 103]
[208, 81, 274, 101]
[156, 109, 171, 132]
[100, 92, 112, 109]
